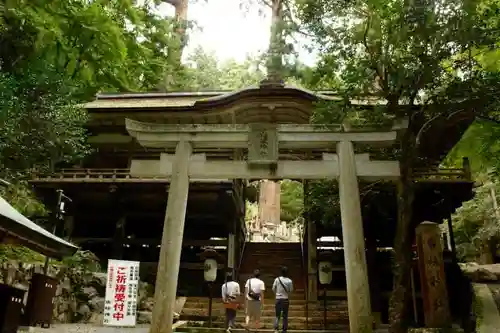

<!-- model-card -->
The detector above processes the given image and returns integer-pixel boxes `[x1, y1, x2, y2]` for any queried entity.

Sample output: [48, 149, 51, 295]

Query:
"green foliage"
[0, 68, 89, 175]
[0, 244, 45, 264]
[279, 180, 303, 223]
[57, 250, 102, 273]
[0, 66, 89, 216]
[0, 0, 190, 216]
[452, 175, 500, 261]
[295, 0, 500, 330]
[305, 180, 340, 226]
[183, 47, 266, 90]
[0, 244, 101, 275]
[445, 120, 500, 175]
[0, 0, 183, 98]
[0, 181, 47, 217]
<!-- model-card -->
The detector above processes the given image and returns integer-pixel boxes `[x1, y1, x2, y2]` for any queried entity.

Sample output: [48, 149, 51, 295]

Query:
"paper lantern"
[203, 258, 217, 282]
[318, 261, 333, 285]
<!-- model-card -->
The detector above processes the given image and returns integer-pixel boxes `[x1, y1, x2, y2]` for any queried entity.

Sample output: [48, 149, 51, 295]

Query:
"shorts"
[246, 299, 261, 320]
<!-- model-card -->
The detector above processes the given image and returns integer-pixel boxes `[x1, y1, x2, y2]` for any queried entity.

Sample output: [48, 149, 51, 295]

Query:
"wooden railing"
[33, 168, 132, 181]
[412, 167, 470, 182]
[32, 165, 472, 183]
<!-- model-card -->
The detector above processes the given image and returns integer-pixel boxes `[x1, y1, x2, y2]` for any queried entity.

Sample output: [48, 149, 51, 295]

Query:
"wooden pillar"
[337, 140, 372, 333]
[415, 221, 451, 328]
[306, 218, 318, 301]
[366, 236, 382, 327]
[234, 215, 242, 279]
[112, 216, 126, 260]
[62, 216, 74, 240]
[227, 233, 236, 275]
[150, 141, 192, 333]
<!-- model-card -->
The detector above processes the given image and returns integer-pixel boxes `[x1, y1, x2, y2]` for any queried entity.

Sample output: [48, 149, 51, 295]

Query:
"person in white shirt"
[221, 271, 241, 332]
[272, 266, 293, 333]
[244, 269, 265, 330]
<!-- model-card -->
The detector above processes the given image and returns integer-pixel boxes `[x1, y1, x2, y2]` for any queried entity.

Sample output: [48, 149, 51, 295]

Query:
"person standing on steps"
[272, 266, 293, 333]
[221, 270, 241, 332]
[244, 269, 265, 331]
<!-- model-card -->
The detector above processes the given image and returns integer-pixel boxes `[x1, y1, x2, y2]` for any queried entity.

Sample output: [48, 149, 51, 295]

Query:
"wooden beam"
[71, 238, 228, 247]
[130, 153, 400, 181]
[88, 134, 132, 144]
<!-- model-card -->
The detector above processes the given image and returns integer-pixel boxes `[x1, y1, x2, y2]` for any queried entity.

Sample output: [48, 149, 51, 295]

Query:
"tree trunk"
[265, 0, 284, 83]
[389, 132, 416, 333]
[162, 0, 189, 89]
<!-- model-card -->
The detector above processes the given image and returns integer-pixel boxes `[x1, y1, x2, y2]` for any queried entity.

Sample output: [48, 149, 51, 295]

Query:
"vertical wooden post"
[150, 141, 192, 333]
[366, 236, 382, 327]
[227, 233, 235, 274]
[337, 140, 372, 333]
[112, 216, 126, 260]
[306, 218, 318, 301]
[415, 221, 451, 328]
[234, 216, 242, 279]
[62, 216, 74, 240]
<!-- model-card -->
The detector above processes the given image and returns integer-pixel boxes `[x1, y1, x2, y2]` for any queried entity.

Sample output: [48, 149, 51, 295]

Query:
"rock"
[88, 297, 104, 313]
[137, 311, 152, 324]
[77, 304, 91, 321]
[89, 273, 107, 296]
[82, 286, 98, 300]
[88, 312, 104, 325]
[459, 263, 500, 282]
[139, 297, 155, 312]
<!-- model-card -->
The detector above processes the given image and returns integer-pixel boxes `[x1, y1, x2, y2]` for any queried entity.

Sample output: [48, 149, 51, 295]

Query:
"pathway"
[473, 283, 500, 333]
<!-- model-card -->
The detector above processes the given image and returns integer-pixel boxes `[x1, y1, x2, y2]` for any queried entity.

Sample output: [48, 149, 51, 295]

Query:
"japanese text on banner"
[103, 259, 140, 327]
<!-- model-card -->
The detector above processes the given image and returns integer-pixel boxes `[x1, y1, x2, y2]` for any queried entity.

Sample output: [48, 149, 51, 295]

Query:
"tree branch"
[362, 17, 388, 94]
[415, 109, 466, 146]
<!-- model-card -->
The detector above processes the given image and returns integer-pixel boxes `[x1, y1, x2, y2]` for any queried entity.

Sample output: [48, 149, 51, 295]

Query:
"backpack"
[247, 278, 261, 301]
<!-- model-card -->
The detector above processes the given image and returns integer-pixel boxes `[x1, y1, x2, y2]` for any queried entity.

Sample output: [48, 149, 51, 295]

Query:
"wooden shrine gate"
[125, 119, 408, 333]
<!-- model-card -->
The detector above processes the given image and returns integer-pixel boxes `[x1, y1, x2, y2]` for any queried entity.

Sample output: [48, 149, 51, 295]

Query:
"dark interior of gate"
[30, 85, 476, 329]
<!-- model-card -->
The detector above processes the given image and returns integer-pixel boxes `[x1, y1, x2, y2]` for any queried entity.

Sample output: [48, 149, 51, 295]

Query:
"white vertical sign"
[103, 259, 140, 327]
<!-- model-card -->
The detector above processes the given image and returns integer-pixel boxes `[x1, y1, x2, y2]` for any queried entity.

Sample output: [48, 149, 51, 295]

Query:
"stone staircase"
[181, 242, 350, 330]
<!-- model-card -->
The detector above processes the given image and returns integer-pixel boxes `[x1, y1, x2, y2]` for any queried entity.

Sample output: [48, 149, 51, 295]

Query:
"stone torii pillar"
[149, 140, 192, 333]
[337, 140, 372, 333]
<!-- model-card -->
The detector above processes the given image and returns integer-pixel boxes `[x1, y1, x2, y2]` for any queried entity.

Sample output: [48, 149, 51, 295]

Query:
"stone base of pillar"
[372, 312, 382, 328]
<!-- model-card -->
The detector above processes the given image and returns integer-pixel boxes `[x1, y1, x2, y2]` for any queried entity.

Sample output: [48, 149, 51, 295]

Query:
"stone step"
[177, 328, 348, 333]
[242, 254, 302, 259]
[183, 318, 350, 329]
[176, 325, 390, 332]
[189, 293, 306, 302]
[237, 277, 305, 285]
[185, 315, 335, 321]
[182, 307, 348, 318]
[184, 299, 347, 311]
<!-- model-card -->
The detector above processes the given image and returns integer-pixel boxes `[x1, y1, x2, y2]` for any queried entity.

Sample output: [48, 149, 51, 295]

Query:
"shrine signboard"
[415, 222, 451, 328]
[103, 259, 140, 327]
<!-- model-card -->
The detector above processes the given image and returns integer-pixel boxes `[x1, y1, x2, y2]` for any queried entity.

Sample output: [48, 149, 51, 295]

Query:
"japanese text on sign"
[103, 259, 140, 327]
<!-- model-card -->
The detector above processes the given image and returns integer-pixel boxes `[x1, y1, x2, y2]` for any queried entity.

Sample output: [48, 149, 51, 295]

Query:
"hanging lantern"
[204, 258, 218, 282]
[318, 261, 333, 285]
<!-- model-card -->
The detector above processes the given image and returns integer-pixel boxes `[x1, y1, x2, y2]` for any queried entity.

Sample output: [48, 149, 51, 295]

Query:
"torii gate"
[125, 119, 408, 333]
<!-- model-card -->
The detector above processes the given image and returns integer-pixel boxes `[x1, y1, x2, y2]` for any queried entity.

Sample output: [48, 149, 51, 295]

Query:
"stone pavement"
[19, 325, 150, 333]
[18, 321, 190, 333]
[473, 283, 500, 333]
